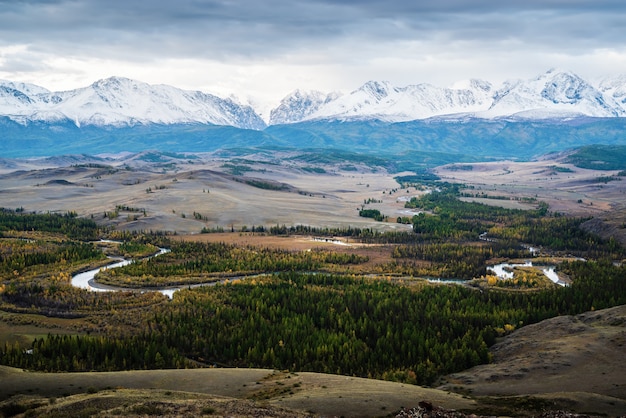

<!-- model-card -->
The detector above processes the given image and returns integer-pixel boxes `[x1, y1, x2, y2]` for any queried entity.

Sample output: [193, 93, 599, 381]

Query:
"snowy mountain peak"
[449, 78, 493, 93]
[270, 70, 626, 124]
[0, 80, 55, 115]
[0, 76, 266, 129]
[484, 69, 624, 118]
[0, 84, 33, 106]
[269, 89, 336, 125]
[539, 70, 597, 104]
[358, 80, 395, 101]
[1, 70, 626, 128]
[598, 74, 626, 105]
[92, 75, 137, 86]
[0, 79, 51, 96]
[278, 78, 496, 124]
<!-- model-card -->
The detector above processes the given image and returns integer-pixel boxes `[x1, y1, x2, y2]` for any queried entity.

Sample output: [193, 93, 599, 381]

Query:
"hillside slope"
[440, 305, 626, 416]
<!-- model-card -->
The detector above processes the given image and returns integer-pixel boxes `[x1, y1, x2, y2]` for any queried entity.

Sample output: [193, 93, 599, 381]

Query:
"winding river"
[487, 261, 567, 286]
[72, 241, 568, 299]
[70, 246, 220, 299]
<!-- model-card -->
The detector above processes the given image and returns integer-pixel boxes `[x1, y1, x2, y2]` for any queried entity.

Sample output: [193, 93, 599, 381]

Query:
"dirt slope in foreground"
[440, 305, 626, 416]
[0, 366, 475, 417]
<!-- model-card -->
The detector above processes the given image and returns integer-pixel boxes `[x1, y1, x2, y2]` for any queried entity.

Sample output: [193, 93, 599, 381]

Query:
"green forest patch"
[565, 144, 626, 170]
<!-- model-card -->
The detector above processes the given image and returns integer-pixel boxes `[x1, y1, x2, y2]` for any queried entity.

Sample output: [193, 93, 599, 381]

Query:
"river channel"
[70, 246, 236, 298]
[72, 242, 567, 298]
[487, 261, 567, 286]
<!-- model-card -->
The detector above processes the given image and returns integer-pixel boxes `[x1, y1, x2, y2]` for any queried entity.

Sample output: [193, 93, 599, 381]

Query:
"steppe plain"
[2, 151, 625, 242]
[0, 152, 414, 235]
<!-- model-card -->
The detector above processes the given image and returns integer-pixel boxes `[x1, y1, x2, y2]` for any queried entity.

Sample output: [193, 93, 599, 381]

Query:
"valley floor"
[1, 152, 626, 417]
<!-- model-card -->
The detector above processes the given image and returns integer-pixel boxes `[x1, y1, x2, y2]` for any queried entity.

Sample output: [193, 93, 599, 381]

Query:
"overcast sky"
[0, 0, 624, 111]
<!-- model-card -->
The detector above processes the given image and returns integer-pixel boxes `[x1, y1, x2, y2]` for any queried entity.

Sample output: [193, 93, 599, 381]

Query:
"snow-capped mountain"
[271, 69, 626, 124]
[0, 77, 265, 130]
[483, 69, 624, 119]
[1, 70, 626, 129]
[598, 74, 626, 107]
[269, 89, 340, 125]
[300, 79, 494, 123]
[0, 81, 51, 114]
[270, 80, 494, 124]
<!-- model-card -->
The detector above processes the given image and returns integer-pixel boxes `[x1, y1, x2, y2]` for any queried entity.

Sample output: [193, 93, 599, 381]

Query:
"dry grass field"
[0, 365, 476, 417]
[0, 155, 416, 235]
[439, 305, 626, 417]
[435, 160, 624, 216]
[3, 154, 623, 239]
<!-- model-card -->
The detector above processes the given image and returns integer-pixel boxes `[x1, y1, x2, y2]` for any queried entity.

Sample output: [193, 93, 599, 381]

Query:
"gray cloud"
[0, 0, 624, 105]
[1, 0, 624, 57]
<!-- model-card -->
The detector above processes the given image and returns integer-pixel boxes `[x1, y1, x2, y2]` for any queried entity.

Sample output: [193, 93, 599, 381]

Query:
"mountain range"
[1, 69, 626, 129]
[0, 77, 265, 130]
[2, 69, 626, 161]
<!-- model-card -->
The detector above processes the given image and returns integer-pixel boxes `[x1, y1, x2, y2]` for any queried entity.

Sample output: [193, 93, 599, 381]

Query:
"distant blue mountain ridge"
[2, 116, 626, 163]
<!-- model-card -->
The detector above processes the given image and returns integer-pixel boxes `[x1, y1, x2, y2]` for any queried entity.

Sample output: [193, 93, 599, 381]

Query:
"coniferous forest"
[1, 180, 625, 388]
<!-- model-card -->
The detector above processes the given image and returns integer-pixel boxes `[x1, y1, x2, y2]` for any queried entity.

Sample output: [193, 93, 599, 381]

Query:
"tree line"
[0, 208, 100, 239]
[404, 185, 624, 260]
